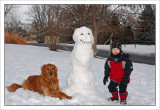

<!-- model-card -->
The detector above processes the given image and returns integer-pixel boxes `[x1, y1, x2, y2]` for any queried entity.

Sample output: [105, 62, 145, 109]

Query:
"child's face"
[112, 48, 120, 55]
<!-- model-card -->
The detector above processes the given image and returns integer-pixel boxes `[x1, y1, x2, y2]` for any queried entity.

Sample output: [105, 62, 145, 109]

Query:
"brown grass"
[5, 31, 28, 45]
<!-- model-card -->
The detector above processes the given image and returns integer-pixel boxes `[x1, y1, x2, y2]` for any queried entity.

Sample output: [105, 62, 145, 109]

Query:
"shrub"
[5, 30, 28, 45]
[49, 43, 58, 51]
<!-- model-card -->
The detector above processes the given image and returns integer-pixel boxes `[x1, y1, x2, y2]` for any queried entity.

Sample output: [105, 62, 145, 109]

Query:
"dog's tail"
[6, 83, 22, 92]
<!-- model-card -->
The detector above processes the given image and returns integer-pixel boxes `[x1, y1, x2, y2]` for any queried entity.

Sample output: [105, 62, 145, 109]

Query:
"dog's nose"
[49, 72, 53, 76]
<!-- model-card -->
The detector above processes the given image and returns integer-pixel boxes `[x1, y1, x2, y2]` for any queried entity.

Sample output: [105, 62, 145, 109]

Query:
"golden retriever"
[6, 64, 72, 100]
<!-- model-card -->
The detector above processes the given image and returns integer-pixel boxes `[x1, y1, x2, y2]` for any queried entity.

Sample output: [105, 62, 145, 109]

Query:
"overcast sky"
[17, 5, 31, 24]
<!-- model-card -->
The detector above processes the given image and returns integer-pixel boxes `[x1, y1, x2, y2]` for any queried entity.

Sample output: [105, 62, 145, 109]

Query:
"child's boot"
[108, 91, 119, 101]
[120, 91, 128, 104]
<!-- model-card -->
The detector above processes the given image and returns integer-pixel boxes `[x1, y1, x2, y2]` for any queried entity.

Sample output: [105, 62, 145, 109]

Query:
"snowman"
[63, 27, 107, 104]
[67, 26, 95, 91]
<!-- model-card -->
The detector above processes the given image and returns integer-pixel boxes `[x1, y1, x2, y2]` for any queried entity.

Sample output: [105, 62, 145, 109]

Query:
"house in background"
[37, 27, 73, 44]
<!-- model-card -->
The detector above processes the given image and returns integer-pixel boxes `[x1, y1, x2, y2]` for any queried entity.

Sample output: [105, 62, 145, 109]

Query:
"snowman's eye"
[88, 33, 90, 35]
[80, 33, 83, 35]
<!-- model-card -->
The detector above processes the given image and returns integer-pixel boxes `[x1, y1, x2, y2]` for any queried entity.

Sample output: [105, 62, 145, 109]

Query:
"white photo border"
[0, 0, 159, 110]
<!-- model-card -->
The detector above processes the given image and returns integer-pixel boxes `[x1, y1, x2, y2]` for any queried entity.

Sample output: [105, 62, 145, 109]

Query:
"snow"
[5, 44, 155, 106]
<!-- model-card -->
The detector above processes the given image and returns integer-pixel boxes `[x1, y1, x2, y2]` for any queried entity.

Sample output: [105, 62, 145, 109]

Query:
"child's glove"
[103, 75, 109, 85]
[121, 75, 129, 85]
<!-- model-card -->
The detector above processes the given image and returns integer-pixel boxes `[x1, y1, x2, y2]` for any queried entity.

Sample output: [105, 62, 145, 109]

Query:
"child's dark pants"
[108, 80, 127, 93]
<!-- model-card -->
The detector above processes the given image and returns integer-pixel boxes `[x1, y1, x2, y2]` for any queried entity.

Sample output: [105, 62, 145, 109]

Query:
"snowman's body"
[68, 36, 95, 89]
[63, 26, 96, 95]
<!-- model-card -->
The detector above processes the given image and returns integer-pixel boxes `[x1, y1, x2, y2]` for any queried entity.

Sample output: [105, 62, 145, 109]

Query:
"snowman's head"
[73, 26, 94, 44]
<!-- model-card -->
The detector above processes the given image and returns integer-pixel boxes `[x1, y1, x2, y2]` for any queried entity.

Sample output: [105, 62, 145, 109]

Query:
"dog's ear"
[41, 64, 47, 75]
[54, 65, 58, 73]
[53, 65, 58, 78]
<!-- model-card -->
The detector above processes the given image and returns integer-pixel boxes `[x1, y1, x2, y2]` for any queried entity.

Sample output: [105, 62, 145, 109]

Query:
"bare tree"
[4, 5, 16, 17]
[29, 5, 62, 50]
[4, 5, 28, 36]
[58, 4, 142, 57]
[29, 4, 143, 54]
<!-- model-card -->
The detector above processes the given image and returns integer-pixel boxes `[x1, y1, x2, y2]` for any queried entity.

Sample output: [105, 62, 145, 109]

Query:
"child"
[103, 41, 133, 104]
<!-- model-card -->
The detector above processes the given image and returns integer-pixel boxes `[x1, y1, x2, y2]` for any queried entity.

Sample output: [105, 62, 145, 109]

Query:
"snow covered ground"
[4, 44, 155, 106]
[67, 44, 155, 56]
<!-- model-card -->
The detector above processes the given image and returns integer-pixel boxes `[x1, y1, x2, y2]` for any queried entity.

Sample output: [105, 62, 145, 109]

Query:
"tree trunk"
[93, 28, 98, 57]
[92, 5, 99, 57]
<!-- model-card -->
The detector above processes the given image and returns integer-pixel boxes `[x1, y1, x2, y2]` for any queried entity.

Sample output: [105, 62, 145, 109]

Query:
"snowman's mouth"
[80, 39, 92, 44]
